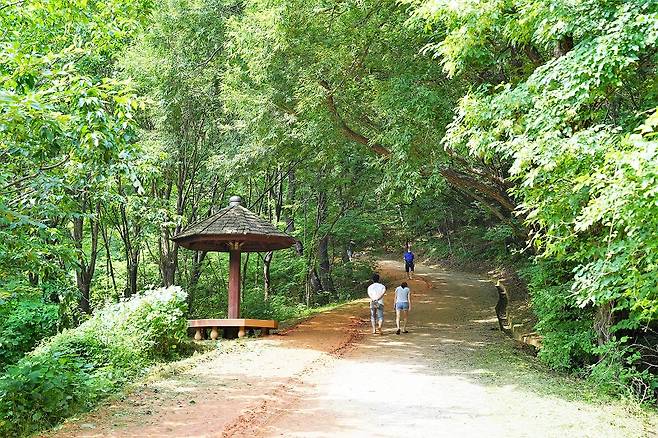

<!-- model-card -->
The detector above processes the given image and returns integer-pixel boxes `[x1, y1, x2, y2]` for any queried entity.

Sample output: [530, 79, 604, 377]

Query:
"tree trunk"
[77, 280, 91, 315]
[159, 226, 178, 287]
[285, 169, 304, 255]
[315, 190, 334, 292]
[241, 252, 250, 292]
[440, 168, 516, 214]
[554, 35, 574, 58]
[28, 273, 38, 286]
[342, 243, 351, 263]
[263, 251, 273, 300]
[318, 234, 334, 292]
[595, 301, 614, 347]
[126, 253, 139, 298]
[309, 267, 322, 294]
[101, 221, 118, 296]
[73, 198, 100, 315]
[188, 250, 207, 290]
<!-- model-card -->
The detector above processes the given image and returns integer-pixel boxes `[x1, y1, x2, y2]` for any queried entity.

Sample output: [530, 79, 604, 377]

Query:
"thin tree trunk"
[595, 301, 614, 347]
[188, 251, 207, 290]
[285, 169, 303, 255]
[241, 252, 250, 292]
[73, 198, 100, 314]
[101, 221, 118, 297]
[309, 268, 322, 295]
[159, 226, 178, 287]
[263, 251, 273, 300]
[315, 191, 334, 292]
[305, 273, 311, 307]
[127, 253, 139, 298]
[341, 243, 350, 263]
[318, 235, 334, 292]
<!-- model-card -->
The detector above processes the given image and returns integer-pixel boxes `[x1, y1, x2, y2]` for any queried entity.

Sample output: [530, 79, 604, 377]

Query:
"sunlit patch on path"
[46, 260, 655, 438]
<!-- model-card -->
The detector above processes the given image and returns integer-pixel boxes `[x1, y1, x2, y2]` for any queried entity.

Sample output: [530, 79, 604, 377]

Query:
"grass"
[474, 337, 658, 435]
[276, 299, 353, 330]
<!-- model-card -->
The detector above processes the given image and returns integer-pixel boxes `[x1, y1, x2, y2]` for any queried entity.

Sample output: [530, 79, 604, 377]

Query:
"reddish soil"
[44, 260, 655, 438]
[45, 280, 372, 438]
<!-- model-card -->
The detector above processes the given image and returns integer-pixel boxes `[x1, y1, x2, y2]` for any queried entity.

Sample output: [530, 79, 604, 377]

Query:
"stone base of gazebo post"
[188, 319, 278, 340]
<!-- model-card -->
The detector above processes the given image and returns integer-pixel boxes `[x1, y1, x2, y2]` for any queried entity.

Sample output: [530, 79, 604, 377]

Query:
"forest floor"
[45, 259, 657, 438]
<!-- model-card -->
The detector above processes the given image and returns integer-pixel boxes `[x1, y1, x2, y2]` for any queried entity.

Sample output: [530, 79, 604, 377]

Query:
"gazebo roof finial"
[229, 195, 242, 206]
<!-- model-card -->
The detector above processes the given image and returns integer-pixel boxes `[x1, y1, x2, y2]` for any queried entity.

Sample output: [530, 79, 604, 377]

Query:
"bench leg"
[194, 328, 203, 341]
[210, 327, 219, 340]
[238, 326, 246, 338]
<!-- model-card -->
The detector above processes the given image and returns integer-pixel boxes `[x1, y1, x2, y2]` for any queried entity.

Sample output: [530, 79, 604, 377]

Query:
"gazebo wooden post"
[173, 195, 295, 339]
[228, 246, 241, 319]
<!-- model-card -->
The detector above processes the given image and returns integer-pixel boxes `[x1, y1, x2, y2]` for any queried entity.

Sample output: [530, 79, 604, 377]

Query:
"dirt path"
[48, 260, 656, 438]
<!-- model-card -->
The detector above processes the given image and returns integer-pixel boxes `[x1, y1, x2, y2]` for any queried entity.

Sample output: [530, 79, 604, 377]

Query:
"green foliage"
[0, 286, 187, 436]
[589, 338, 658, 403]
[418, 223, 522, 268]
[0, 352, 97, 436]
[518, 262, 596, 371]
[0, 0, 149, 277]
[0, 299, 59, 371]
[408, 0, 658, 398]
[332, 211, 383, 247]
[3, 0, 658, 422]
[332, 261, 374, 299]
[242, 289, 308, 321]
[269, 249, 308, 300]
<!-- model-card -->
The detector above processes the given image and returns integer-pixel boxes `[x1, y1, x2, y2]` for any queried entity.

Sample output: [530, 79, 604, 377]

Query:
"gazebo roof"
[172, 196, 295, 252]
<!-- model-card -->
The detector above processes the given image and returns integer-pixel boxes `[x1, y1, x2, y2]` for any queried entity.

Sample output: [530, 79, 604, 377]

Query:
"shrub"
[0, 286, 187, 437]
[332, 260, 373, 299]
[0, 299, 58, 370]
[0, 353, 95, 435]
[522, 262, 597, 371]
[589, 338, 658, 403]
[189, 290, 228, 319]
[242, 288, 307, 321]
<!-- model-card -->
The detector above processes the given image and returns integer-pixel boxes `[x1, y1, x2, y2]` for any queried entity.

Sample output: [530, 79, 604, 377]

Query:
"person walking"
[394, 282, 411, 335]
[403, 247, 415, 279]
[367, 273, 386, 335]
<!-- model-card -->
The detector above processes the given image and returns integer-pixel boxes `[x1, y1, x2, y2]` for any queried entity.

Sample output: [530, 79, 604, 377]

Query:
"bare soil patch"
[45, 260, 657, 437]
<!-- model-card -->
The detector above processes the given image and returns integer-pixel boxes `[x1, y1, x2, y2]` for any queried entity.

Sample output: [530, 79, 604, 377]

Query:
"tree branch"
[1, 154, 70, 193]
[319, 80, 391, 157]
[440, 168, 516, 213]
[0, 0, 25, 12]
[554, 35, 574, 59]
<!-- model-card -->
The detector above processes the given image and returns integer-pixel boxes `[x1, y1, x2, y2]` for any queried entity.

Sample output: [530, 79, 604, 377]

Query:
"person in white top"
[394, 282, 411, 335]
[367, 273, 386, 335]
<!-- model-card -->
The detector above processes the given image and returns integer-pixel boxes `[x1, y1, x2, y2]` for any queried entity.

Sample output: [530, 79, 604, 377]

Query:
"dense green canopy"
[1, 0, 658, 432]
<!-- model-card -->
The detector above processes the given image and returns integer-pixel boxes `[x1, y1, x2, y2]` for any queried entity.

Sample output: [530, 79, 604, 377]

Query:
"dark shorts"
[405, 261, 414, 272]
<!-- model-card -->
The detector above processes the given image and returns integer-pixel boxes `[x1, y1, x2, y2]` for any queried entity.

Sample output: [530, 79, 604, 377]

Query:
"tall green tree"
[1, 0, 150, 313]
[411, 0, 658, 392]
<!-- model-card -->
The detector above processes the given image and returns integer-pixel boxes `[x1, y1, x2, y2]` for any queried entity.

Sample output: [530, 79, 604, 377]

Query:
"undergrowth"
[0, 286, 187, 437]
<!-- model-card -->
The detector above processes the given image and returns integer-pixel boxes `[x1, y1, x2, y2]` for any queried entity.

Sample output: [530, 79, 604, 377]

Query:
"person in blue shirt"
[403, 247, 415, 279]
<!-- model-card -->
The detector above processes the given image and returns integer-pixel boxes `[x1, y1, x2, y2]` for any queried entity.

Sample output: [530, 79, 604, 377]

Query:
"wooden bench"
[188, 318, 278, 340]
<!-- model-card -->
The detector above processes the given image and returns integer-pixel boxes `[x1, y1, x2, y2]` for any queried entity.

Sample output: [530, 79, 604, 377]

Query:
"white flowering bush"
[0, 286, 187, 436]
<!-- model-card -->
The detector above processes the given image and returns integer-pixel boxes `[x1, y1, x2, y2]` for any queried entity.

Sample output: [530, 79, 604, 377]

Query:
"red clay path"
[45, 259, 655, 438]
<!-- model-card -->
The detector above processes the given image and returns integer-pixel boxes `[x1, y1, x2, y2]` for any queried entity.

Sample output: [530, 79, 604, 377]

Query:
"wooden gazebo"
[173, 196, 295, 339]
